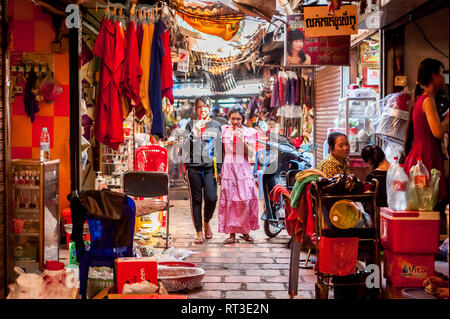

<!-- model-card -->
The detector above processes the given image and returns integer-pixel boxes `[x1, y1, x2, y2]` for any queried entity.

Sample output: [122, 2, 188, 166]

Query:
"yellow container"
[329, 199, 361, 229]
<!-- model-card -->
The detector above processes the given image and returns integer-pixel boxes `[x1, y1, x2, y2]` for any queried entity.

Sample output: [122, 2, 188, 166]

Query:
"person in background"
[211, 106, 228, 126]
[318, 132, 350, 178]
[218, 105, 259, 244]
[182, 96, 222, 244]
[403, 58, 449, 205]
[361, 144, 390, 207]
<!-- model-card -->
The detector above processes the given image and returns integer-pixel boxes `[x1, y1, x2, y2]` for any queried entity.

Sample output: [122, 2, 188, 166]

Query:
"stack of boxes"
[380, 207, 440, 288]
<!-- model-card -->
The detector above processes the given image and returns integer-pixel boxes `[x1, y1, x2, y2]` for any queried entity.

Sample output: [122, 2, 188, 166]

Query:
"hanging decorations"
[167, 0, 245, 41]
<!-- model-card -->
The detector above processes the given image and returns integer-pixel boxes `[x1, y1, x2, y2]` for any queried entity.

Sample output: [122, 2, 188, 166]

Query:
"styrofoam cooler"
[384, 249, 434, 287]
[380, 207, 440, 254]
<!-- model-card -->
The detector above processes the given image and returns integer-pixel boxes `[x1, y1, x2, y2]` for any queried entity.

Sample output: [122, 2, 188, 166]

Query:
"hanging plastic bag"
[39, 72, 63, 104]
[430, 168, 441, 210]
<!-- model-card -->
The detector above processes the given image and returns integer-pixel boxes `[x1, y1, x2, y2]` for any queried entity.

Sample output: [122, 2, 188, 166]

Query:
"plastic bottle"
[386, 157, 408, 210]
[95, 171, 106, 190]
[40, 127, 50, 162]
[410, 156, 433, 211]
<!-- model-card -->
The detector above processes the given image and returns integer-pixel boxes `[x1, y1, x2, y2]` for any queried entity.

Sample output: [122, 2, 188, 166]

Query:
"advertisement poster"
[285, 14, 350, 66]
[177, 48, 189, 73]
[303, 5, 358, 37]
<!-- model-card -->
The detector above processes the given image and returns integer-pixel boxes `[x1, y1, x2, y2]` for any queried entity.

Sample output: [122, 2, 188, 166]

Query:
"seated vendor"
[361, 144, 390, 207]
[318, 132, 350, 178]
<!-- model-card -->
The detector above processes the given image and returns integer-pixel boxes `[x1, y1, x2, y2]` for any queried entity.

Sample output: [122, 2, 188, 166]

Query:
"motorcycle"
[256, 121, 313, 238]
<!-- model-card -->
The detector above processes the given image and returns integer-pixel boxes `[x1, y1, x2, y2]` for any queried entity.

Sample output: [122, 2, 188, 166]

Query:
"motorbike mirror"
[259, 121, 269, 132]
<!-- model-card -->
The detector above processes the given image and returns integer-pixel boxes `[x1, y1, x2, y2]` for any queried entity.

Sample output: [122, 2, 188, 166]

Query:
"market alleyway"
[167, 198, 317, 299]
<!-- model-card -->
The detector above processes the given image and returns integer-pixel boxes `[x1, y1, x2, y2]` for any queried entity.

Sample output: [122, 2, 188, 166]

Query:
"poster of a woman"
[286, 28, 311, 65]
[284, 14, 350, 66]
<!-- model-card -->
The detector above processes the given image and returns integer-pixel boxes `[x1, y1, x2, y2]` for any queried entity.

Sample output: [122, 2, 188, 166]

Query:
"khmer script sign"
[304, 5, 358, 37]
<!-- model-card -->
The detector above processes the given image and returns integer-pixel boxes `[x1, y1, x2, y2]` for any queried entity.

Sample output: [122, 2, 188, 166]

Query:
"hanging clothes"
[136, 22, 144, 59]
[139, 22, 154, 117]
[121, 20, 143, 108]
[270, 75, 281, 109]
[24, 70, 40, 122]
[93, 19, 126, 150]
[148, 19, 166, 138]
[279, 72, 286, 106]
[160, 22, 174, 105]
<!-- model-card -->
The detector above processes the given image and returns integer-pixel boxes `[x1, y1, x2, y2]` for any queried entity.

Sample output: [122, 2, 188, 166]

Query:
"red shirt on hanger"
[160, 26, 174, 105]
[93, 19, 126, 150]
[121, 20, 143, 107]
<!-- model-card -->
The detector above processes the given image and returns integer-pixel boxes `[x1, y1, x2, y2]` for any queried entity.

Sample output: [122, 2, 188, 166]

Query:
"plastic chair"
[69, 191, 136, 299]
[135, 145, 168, 172]
[253, 149, 271, 199]
[123, 171, 170, 249]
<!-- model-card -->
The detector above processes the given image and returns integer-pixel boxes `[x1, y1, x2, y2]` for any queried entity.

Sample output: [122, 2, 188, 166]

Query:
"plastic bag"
[39, 72, 63, 104]
[373, 92, 411, 141]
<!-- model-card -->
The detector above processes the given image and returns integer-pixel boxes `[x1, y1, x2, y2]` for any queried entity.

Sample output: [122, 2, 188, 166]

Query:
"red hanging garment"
[93, 19, 126, 150]
[160, 26, 174, 105]
[315, 237, 359, 276]
[121, 20, 143, 108]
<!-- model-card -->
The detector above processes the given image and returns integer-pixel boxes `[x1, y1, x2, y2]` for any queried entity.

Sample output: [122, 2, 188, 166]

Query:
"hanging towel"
[315, 237, 359, 276]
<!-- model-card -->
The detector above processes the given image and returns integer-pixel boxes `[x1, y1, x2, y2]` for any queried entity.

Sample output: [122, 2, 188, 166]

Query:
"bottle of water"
[410, 157, 433, 211]
[40, 127, 50, 162]
[387, 157, 408, 210]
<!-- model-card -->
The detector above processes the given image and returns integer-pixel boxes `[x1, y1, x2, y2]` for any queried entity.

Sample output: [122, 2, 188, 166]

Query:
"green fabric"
[289, 175, 321, 208]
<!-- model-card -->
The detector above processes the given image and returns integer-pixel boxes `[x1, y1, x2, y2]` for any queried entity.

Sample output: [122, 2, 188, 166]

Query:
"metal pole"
[69, 11, 81, 192]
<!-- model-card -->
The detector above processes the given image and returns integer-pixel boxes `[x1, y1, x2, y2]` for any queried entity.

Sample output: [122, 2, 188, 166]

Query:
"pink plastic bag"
[39, 72, 63, 103]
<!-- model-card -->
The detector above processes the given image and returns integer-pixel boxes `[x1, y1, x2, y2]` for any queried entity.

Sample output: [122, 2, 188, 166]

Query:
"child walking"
[218, 105, 259, 244]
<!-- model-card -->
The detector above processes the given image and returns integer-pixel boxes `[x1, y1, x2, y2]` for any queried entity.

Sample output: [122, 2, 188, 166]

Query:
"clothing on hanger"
[93, 18, 125, 150]
[24, 70, 40, 122]
[149, 19, 166, 138]
[121, 20, 143, 108]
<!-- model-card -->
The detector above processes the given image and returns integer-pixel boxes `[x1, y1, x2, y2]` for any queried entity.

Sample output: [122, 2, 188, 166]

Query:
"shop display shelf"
[13, 185, 40, 190]
[14, 208, 40, 214]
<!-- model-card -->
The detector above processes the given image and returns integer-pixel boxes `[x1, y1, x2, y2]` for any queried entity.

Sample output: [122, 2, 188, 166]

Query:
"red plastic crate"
[384, 249, 434, 287]
[380, 207, 440, 254]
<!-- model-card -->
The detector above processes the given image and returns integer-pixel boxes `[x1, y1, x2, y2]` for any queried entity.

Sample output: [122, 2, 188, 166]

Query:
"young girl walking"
[218, 105, 259, 244]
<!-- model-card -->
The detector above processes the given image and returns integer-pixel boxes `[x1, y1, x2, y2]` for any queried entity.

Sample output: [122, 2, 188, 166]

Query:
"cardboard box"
[115, 257, 158, 293]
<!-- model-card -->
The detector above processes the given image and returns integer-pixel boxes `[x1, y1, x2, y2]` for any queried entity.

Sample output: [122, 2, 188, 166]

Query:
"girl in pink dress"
[219, 105, 259, 244]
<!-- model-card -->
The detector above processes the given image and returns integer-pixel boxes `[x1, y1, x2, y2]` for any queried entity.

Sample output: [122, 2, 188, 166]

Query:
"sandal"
[204, 223, 213, 240]
[240, 234, 254, 243]
[223, 237, 236, 244]
[194, 233, 204, 244]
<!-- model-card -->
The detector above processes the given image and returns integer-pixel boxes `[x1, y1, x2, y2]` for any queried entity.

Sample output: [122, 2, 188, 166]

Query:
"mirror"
[259, 121, 269, 132]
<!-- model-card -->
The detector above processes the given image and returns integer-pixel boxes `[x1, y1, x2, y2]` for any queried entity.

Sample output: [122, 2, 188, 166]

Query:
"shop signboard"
[285, 14, 350, 66]
[304, 5, 358, 37]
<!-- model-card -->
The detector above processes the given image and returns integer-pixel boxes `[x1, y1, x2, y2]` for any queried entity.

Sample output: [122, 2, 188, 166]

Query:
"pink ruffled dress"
[218, 125, 259, 234]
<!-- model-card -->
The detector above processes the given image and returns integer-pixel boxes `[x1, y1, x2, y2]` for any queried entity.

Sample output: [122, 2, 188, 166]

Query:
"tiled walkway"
[168, 198, 317, 299]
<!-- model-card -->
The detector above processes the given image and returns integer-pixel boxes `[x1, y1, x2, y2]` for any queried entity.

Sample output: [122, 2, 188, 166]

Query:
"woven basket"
[157, 266, 205, 292]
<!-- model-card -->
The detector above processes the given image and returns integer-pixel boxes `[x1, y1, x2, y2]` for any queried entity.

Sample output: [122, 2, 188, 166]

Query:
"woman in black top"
[361, 144, 391, 207]
[182, 96, 223, 244]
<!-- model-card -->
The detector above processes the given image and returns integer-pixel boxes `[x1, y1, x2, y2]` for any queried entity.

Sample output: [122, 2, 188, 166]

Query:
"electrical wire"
[414, 21, 449, 59]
